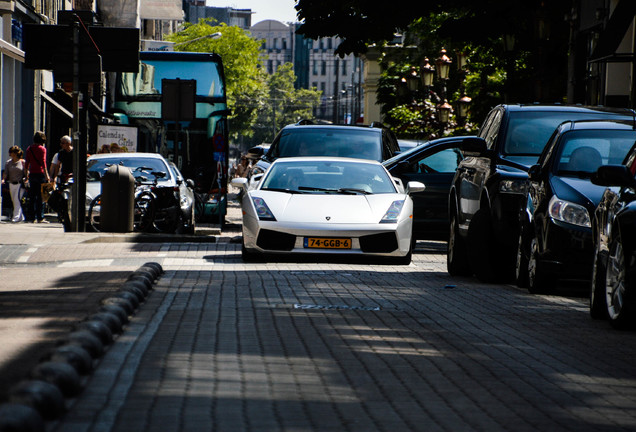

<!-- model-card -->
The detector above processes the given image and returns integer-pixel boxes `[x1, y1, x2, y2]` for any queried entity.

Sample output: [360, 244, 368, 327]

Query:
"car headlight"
[251, 197, 276, 221]
[499, 179, 528, 195]
[548, 195, 590, 227]
[380, 200, 405, 223]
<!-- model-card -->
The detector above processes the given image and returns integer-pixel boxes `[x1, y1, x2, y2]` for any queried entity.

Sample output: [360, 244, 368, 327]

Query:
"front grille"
[359, 232, 398, 253]
[257, 229, 296, 251]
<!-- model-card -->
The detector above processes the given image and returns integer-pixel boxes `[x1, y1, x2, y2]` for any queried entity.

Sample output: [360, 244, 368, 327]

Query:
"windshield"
[272, 128, 382, 161]
[503, 111, 631, 156]
[260, 160, 397, 194]
[555, 130, 636, 177]
[87, 157, 171, 183]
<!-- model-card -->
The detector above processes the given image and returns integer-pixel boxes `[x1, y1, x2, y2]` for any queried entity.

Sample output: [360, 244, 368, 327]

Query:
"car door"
[456, 107, 503, 226]
[393, 143, 464, 239]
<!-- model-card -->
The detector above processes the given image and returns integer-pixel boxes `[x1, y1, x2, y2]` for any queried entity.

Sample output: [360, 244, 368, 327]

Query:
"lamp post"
[173, 32, 222, 49]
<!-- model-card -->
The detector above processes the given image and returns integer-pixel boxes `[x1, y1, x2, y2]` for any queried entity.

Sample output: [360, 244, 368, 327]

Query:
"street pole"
[71, 20, 81, 232]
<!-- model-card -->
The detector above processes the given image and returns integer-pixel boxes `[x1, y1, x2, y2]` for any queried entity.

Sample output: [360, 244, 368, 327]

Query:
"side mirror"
[394, 161, 410, 175]
[246, 146, 265, 160]
[459, 137, 487, 155]
[231, 177, 248, 188]
[528, 164, 541, 181]
[592, 165, 636, 188]
[406, 181, 426, 194]
[186, 179, 195, 189]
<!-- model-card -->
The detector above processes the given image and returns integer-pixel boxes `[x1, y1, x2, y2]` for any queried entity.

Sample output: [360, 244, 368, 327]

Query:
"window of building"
[321, 61, 326, 76]
[312, 82, 318, 89]
[273, 38, 278, 49]
[328, 38, 332, 49]
[282, 39, 287, 49]
[320, 82, 326, 93]
[312, 61, 318, 75]
[342, 60, 347, 76]
[319, 40, 324, 50]
[268, 60, 273, 74]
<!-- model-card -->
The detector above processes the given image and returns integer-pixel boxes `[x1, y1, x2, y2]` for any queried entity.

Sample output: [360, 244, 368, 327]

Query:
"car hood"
[250, 191, 406, 223]
[551, 176, 607, 210]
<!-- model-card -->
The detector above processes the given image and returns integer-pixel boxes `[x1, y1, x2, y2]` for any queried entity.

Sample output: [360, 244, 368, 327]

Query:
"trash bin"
[100, 165, 135, 232]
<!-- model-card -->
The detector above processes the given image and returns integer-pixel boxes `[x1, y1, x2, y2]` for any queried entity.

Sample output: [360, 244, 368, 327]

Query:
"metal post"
[71, 21, 81, 232]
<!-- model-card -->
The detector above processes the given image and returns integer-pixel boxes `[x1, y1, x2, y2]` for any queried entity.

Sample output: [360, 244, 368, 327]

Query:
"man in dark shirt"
[50, 135, 73, 184]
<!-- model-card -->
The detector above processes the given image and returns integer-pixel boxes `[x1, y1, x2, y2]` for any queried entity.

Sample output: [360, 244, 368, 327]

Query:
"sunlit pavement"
[1, 196, 636, 431]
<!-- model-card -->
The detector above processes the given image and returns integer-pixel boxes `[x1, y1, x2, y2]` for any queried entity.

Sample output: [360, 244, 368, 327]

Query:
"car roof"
[279, 123, 383, 134]
[498, 104, 636, 116]
[560, 119, 636, 132]
[271, 156, 383, 166]
[88, 152, 168, 161]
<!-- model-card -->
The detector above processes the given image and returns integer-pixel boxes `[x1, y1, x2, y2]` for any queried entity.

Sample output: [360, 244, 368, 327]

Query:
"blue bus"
[111, 51, 229, 222]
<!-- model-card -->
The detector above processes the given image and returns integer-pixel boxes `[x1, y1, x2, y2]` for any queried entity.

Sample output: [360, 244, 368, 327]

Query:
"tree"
[165, 19, 267, 141]
[251, 63, 322, 144]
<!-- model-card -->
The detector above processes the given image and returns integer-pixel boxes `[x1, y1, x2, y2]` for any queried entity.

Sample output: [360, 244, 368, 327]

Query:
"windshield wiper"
[298, 186, 338, 193]
[262, 187, 303, 194]
[337, 188, 371, 195]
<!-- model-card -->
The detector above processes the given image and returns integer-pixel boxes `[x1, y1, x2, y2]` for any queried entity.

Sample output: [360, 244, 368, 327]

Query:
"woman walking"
[1, 146, 26, 222]
[24, 131, 51, 223]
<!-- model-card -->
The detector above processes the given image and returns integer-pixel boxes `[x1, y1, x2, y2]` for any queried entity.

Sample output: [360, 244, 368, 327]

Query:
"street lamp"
[405, 66, 419, 92]
[437, 99, 452, 124]
[435, 48, 452, 80]
[174, 32, 222, 47]
[457, 93, 472, 119]
[420, 58, 435, 87]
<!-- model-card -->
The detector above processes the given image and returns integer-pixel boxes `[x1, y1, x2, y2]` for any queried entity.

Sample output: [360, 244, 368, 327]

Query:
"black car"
[516, 120, 636, 293]
[251, 120, 401, 176]
[447, 104, 636, 282]
[589, 133, 636, 328]
[384, 136, 481, 240]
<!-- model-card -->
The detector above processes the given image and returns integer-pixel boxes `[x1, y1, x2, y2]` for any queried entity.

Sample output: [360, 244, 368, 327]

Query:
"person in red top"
[24, 131, 51, 223]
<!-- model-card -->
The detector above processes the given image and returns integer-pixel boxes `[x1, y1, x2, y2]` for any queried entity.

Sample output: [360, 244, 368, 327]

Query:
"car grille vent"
[257, 229, 296, 251]
[359, 232, 398, 253]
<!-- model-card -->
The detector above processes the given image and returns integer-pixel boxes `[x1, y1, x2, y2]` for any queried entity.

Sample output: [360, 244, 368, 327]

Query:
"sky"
[209, 0, 300, 24]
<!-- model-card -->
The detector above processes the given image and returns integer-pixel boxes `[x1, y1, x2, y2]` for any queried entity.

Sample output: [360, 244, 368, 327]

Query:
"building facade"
[251, 19, 364, 124]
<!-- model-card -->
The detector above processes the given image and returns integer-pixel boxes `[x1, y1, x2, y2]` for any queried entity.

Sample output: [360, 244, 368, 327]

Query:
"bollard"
[100, 165, 135, 232]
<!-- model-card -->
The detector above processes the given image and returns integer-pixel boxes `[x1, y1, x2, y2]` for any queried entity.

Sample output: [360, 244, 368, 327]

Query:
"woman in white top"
[1, 146, 26, 222]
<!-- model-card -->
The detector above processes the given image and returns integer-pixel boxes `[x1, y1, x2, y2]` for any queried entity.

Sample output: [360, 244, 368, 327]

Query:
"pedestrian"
[24, 131, 51, 223]
[49, 135, 73, 185]
[1, 146, 26, 222]
[235, 155, 251, 178]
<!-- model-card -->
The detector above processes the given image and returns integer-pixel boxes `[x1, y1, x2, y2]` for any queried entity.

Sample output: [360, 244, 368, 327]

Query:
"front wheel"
[605, 235, 635, 329]
[527, 234, 555, 294]
[447, 212, 471, 276]
[590, 248, 609, 320]
[87, 195, 102, 232]
[515, 227, 530, 288]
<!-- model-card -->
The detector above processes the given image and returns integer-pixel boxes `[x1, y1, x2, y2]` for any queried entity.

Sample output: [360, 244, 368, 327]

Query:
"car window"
[416, 148, 463, 173]
[555, 130, 636, 177]
[261, 160, 396, 194]
[504, 111, 633, 156]
[480, 109, 503, 149]
[271, 128, 383, 161]
[87, 157, 170, 183]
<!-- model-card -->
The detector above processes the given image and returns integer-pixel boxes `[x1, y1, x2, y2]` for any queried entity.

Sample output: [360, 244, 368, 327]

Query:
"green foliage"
[252, 63, 322, 144]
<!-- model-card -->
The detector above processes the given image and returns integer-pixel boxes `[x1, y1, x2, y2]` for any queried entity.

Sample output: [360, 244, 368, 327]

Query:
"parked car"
[251, 120, 401, 176]
[232, 157, 424, 263]
[86, 152, 195, 234]
[515, 120, 636, 293]
[589, 135, 636, 328]
[384, 136, 481, 240]
[447, 104, 636, 282]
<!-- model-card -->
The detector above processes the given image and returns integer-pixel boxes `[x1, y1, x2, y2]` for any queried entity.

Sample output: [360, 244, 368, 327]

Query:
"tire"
[605, 235, 635, 329]
[447, 212, 471, 276]
[467, 209, 497, 282]
[135, 192, 156, 233]
[87, 195, 101, 232]
[527, 234, 555, 294]
[241, 241, 264, 263]
[515, 227, 530, 288]
[590, 248, 609, 320]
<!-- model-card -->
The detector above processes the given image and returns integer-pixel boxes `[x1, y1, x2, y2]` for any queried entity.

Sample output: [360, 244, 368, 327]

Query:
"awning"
[589, 0, 636, 62]
[140, 0, 184, 21]
[41, 91, 73, 119]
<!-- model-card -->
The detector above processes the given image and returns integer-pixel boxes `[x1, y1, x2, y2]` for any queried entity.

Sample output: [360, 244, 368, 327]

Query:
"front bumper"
[540, 218, 594, 281]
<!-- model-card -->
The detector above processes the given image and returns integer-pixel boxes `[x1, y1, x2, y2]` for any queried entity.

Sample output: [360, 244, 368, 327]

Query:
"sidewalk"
[0, 193, 243, 404]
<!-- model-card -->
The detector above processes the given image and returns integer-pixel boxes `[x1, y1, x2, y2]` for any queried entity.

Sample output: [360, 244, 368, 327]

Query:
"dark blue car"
[516, 120, 636, 293]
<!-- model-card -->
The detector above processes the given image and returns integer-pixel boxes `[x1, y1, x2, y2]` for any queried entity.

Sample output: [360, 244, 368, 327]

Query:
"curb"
[0, 262, 164, 432]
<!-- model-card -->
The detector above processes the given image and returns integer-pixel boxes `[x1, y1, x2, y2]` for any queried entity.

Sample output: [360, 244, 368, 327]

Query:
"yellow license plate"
[304, 237, 352, 249]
